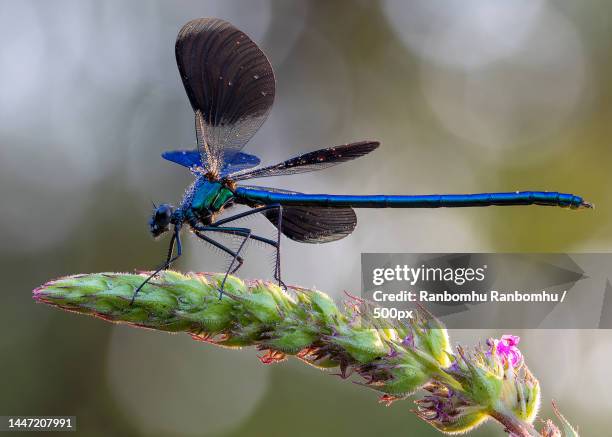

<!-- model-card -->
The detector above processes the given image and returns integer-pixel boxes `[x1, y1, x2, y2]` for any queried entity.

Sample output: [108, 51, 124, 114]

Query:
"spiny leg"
[196, 225, 281, 286]
[130, 228, 182, 305]
[218, 228, 251, 298]
[194, 226, 252, 298]
[210, 204, 286, 289]
[194, 225, 277, 248]
[273, 205, 286, 290]
[192, 230, 245, 274]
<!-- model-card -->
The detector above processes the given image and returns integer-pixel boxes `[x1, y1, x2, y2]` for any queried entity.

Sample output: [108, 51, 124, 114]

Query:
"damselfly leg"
[209, 204, 285, 290]
[273, 206, 285, 290]
[131, 227, 182, 305]
[192, 230, 245, 273]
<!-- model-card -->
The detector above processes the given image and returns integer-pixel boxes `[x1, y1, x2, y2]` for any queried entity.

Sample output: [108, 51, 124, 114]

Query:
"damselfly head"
[149, 203, 174, 237]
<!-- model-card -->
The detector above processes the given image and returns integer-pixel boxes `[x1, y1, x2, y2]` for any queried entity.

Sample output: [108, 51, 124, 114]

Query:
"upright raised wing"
[230, 141, 380, 181]
[175, 18, 275, 174]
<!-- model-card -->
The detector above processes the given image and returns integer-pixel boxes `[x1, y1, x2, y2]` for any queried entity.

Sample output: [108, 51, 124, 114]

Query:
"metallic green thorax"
[190, 180, 235, 215]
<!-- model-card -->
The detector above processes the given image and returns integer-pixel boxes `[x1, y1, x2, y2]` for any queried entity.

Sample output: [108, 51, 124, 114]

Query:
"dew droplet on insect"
[253, 74, 259, 80]
[261, 91, 267, 96]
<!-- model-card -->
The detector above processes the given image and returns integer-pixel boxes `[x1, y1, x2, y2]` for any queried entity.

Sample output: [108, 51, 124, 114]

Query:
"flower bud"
[376, 360, 430, 396]
[415, 382, 488, 434]
[264, 327, 317, 354]
[454, 346, 503, 409]
[330, 328, 389, 363]
[231, 282, 283, 324]
[308, 289, 343, 324]
[176, 298, 234, 332]
[412, 308, 453, 367]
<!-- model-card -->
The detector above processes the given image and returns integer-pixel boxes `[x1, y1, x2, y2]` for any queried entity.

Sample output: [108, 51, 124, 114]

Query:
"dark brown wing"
[175, 18, 275, 173]
[239, 186, 357, 243]
[230, 141, 379, 181]
[264, 206, 357, 243]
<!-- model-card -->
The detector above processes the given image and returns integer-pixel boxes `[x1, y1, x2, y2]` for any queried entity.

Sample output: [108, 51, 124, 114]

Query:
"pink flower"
[488, 335, 523, 368]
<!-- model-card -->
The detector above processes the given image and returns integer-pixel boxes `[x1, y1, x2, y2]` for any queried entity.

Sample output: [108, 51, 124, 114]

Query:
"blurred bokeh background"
[1, 0, 611, 435]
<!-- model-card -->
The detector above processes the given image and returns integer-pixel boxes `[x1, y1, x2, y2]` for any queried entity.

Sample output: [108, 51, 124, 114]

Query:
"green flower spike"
[33, 271, 579, 437]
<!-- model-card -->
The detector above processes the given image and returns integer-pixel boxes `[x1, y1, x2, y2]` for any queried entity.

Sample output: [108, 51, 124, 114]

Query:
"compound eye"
[156, 204, 172, 219]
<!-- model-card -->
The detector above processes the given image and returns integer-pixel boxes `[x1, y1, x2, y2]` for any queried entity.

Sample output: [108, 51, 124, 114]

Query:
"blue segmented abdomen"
[234, 188, 590, 210]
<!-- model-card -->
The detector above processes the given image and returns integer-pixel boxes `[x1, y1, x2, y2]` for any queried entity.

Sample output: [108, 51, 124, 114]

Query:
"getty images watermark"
[361, 253, 612, 329]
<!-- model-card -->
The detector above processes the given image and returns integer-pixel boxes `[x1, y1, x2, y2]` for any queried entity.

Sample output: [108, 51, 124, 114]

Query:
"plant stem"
[489, 408, 540, 437]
